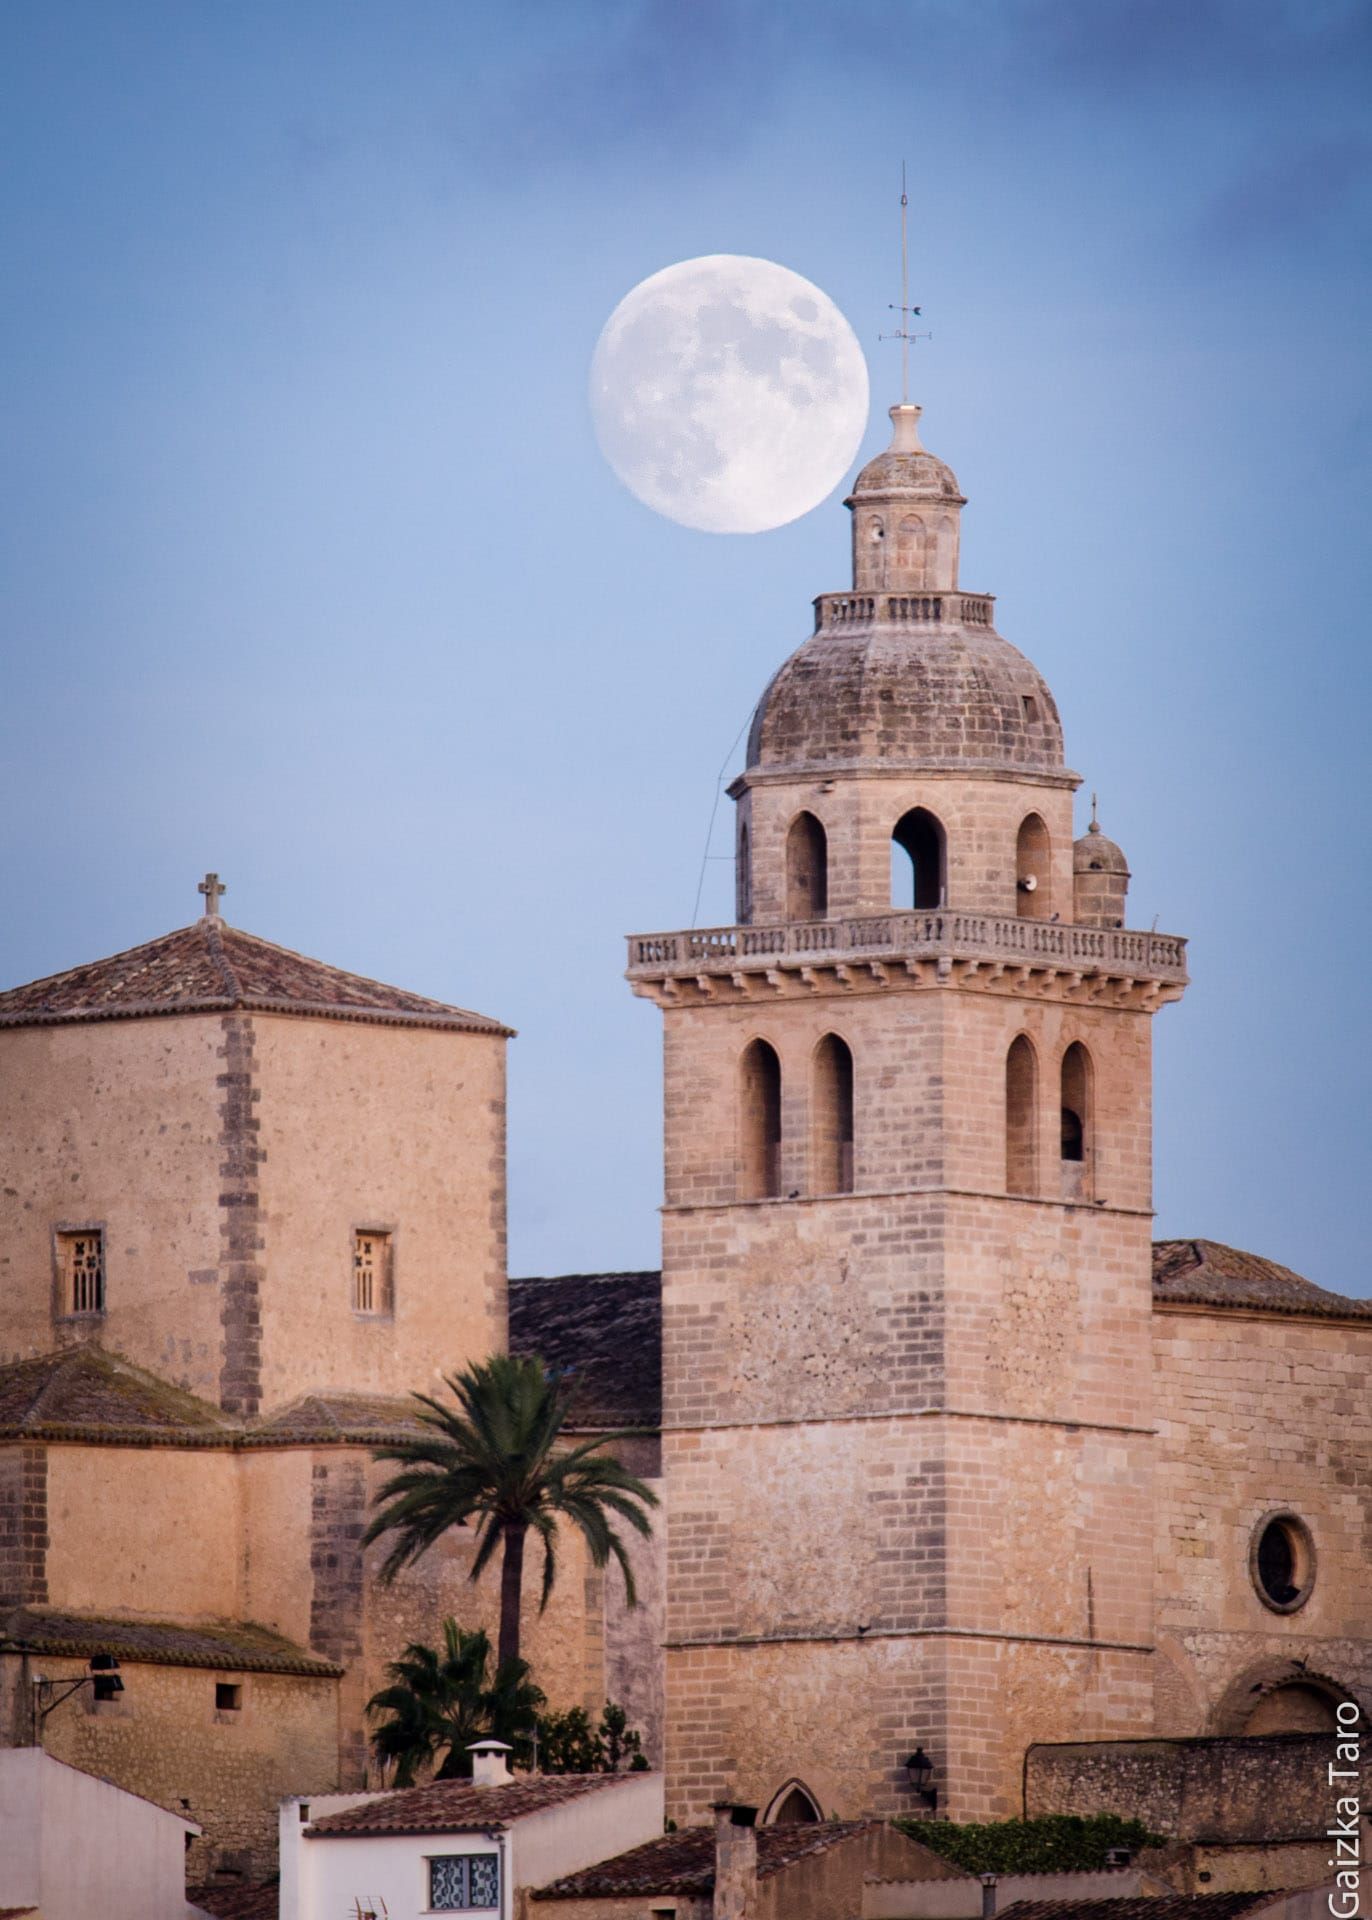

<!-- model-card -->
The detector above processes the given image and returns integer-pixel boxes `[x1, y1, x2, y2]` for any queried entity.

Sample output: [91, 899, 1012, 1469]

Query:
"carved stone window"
[352, 1230, 394, 1316]
[1251, 1511, 1316, 1614]
[56, 1229, 105, 1317]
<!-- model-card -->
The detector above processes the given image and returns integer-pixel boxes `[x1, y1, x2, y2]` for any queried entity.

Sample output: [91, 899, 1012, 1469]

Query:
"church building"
[0, 397, 1368, 1883]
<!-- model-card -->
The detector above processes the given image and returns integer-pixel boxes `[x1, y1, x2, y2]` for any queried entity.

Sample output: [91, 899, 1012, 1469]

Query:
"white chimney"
[467, 1740, 513, 1787]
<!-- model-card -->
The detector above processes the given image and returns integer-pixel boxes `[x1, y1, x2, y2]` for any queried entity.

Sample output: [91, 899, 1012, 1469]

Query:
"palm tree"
[366, 1619, 544, 1786]
[362, 1352, 659, 1670]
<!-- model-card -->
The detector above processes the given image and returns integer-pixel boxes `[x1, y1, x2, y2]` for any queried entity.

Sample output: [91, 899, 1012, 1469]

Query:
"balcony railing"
[813, 590, 995, 632]
[627, 909, 1188, 984]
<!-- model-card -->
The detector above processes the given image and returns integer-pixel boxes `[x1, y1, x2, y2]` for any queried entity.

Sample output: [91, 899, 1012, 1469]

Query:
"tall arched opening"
[786, 812, 828, 921]
[1060, 1041, 1092, 1198]
[739, 1039, 782, 1201]
[1016, 813, 1051, 919]
[1005, 1035, 1038, 1196]
[812, 1033, 855, 1195]
[892, 808, 946, 910]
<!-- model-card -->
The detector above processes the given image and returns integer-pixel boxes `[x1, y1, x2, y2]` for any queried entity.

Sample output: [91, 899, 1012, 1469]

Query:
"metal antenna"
[880, 162, 931, 397]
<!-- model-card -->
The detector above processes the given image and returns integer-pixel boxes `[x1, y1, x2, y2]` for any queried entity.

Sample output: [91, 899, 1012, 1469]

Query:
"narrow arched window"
[811, 1034, 854, 1195]
[1005, 1036, 1038, 1196]
[737, 820, 753, 924]
[739, 1039, 782, 1200]
[892, 808, 946, 910]
[786, 812, 828, 920]
[1016, 813, 1051, 919]
[1060, 1043, 1092, 1194]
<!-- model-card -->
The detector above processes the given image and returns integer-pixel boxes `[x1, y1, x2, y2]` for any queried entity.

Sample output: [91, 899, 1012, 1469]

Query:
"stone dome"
[746, 620, 1066, 776]
[1074, 819, 1130, 875]
[846, 403, 965, 506]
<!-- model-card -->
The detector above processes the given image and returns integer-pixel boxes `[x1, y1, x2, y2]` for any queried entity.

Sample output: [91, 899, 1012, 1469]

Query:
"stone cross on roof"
[198, 872, 226, 918]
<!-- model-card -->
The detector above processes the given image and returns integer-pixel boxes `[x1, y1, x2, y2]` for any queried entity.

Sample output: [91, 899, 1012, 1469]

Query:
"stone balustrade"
[812, 589, 995, 631]
[627, 909, 1188, 985]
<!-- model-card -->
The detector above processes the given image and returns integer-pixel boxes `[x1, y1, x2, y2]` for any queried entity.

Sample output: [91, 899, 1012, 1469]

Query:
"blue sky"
[2, 1, 1369, 1292]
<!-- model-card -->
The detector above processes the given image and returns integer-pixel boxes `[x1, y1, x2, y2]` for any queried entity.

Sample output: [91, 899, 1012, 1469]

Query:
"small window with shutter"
[352, 1229, 394, 1317]
[56, 1229, 105, 1317]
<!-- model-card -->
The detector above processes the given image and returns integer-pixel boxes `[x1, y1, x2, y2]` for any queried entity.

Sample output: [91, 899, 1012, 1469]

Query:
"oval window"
[1250, 1512, 1315, 1613]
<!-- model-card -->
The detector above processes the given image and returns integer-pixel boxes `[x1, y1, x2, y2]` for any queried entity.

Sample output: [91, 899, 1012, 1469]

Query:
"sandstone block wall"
[1152, 1305, 1372, 1733]
[0, 1010, 507, 1417]
[250, 1015, 507, 1409]
[0, 1019, 226, 1390]
[659, 955, 1162, 1823]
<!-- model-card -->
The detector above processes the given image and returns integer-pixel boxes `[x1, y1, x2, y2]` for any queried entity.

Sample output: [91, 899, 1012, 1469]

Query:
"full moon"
[589, 255, 870, 535]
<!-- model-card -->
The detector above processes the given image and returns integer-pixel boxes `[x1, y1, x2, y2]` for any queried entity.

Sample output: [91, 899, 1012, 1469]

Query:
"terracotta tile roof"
[0, 918, 510, 1036]
[187, 1884, 280, 1920]
[509, 1271, 662, 1430]
[0, 1347, 234, 1441]
[0, 1606, 343, 1678]
[251, 1390, 426, 1441]
[1153, 1239, 1372, 1320]
[996, 1896, 1283, 1920]
[188, 1881, 278, 1912]
[306, 1770, 635, 1837]
[533, 1820, 872, 1898]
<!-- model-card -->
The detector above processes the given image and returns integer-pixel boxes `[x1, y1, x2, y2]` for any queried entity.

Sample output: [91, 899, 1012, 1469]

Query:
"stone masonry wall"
[0, 1018, 226, 1393]
[659, 962, 1164, 1825]
[247, 1014, 508, 1411]
[1026, 1732, 1372, 1841]
[739, 768, 1078, 924]
[1152, 1305, 1372, 1733]
[0, 1651, 339, 1880]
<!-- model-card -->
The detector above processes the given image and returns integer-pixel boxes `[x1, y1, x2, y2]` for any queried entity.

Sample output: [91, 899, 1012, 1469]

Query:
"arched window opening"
[891, 808, 946, 911]
[933, 512, 957, 586]
[1016, 813, 1051, 920]
[764, 1780, 822, 1825]
[1060, 1042, 1092, 1197]
[737, 821, 753, 924]
[739, 1039, 782, 1201]
[786, 812, 828, 921]
[812, 1034, 855, 1195]
[1005, 1036, 1038, 1197]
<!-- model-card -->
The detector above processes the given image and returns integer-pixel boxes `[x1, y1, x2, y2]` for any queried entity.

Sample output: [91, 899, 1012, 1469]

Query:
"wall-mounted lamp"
[33, 1653, 123, 1733]
[904, 1747, 937, 1813]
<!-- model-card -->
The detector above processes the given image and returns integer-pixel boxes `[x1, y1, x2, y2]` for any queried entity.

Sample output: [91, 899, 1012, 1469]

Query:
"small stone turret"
[845, 402, 965, 591]
[1073, 805, 1130, 927]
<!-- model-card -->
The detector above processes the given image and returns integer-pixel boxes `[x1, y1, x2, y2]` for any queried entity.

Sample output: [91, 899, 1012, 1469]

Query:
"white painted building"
[280, 1744, 664, 1920]
[0, 1746, 201, 1920]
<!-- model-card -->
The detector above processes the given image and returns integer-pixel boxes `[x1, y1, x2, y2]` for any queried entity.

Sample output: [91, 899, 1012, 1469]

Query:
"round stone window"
[1250, 1512, 1316, 1613]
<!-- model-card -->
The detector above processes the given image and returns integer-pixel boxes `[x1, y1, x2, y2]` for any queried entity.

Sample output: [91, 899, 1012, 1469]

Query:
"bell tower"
[627, 402, 1188, 1824]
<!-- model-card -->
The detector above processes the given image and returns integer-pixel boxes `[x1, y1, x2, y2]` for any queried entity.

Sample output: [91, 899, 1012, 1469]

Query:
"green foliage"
[525, 1700, 649, 1775]
[363, 1352, 659, 1668]
[893, 1813, 1166, 1874]
[365, 1619, 544, 1787]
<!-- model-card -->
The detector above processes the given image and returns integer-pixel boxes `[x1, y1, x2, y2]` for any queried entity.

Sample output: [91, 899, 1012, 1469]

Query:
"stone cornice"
[728, 763, 1081, 794]
[664, 1626, 1154, 1655]
[628, 908, 1187, 1012]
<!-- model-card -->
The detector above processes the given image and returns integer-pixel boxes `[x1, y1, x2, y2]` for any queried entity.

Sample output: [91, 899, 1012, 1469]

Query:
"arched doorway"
[763, 1779, 822, 1825]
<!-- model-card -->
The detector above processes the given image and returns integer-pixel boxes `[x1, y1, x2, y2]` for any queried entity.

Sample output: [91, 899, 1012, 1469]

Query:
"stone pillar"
[712, 1804, 758, 1920]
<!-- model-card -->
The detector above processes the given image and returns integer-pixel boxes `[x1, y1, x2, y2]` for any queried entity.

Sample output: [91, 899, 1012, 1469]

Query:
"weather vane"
[879, 162, 932, 402]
